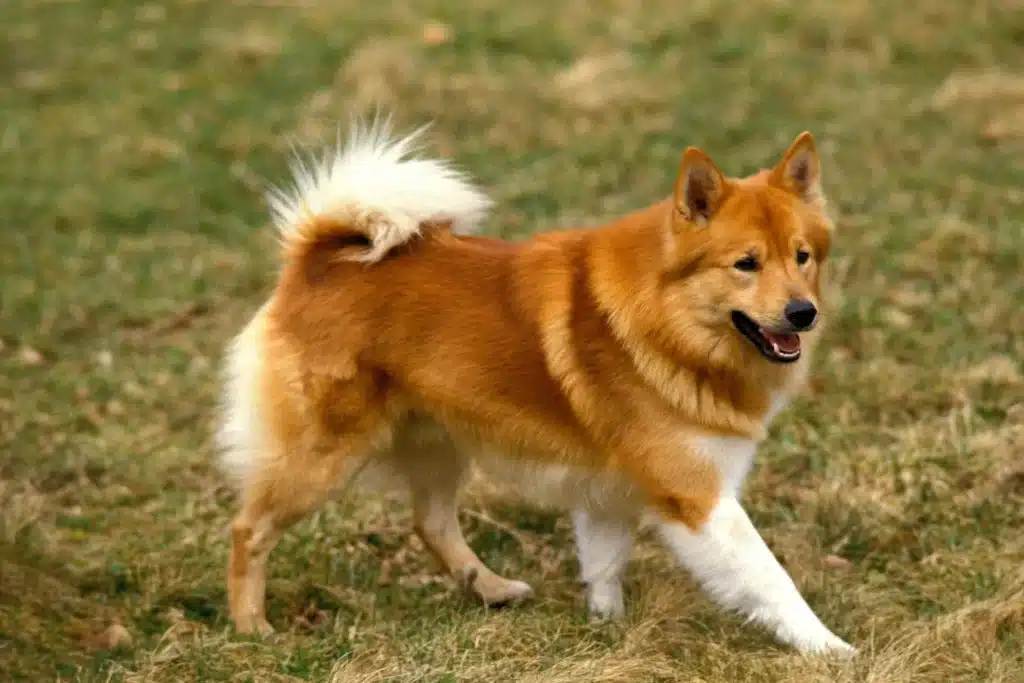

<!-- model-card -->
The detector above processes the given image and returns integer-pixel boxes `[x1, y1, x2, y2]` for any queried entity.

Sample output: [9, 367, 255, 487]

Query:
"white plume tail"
[267, 116, 492, 263]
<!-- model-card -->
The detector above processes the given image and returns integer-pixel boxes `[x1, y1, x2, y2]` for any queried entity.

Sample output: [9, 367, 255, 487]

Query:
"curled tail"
[267, 116, 492, 263]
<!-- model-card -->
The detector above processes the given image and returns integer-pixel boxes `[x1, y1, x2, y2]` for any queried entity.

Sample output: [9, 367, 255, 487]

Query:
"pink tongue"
[761, 330, 800, 354]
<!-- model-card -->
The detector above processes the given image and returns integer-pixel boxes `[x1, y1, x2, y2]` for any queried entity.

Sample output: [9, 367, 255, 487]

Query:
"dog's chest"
[688, 434, 758, 495]
[686, 391, 789, 495]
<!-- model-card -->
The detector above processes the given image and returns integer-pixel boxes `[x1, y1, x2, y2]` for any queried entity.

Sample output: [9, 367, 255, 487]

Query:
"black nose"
[784, 299, 817, 330]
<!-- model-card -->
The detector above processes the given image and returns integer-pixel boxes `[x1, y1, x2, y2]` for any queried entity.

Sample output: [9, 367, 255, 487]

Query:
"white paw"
[586, 581, 625, 620]
[755, 603, 855, 657]
[793, 632, 857, 657]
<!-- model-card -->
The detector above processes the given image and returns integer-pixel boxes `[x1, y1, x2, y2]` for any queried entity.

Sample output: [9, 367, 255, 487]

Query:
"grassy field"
[2, 0, 1023, 680]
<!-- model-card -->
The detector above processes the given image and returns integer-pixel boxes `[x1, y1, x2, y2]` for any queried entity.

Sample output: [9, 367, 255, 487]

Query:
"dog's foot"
[457, 567, 534, 607]
[790, 630, 856, 657]
[816, 637, 857, 658]
[751, 601, 855, 657]
[234, 614, 275, 637]
[585, 580, 625, 620]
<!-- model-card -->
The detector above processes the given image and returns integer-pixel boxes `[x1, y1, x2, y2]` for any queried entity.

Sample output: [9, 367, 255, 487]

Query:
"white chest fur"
[687, 390, 790, 496]
[689, 434, 758, 495]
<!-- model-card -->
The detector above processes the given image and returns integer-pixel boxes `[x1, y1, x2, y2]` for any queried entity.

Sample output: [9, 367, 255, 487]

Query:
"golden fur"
[215, 123, 850, 653]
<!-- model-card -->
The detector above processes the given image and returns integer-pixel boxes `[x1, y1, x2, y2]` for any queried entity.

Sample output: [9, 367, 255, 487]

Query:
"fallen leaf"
[823, 554, 853, 570]
[19, 346, 43, 365]
[88, 621, 133, 650]
[293, 606, 329, 631]
[421, 21, 453, 46]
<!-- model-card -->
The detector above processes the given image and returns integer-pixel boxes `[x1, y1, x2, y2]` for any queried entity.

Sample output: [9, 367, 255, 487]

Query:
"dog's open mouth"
[731, 311, 801, 363]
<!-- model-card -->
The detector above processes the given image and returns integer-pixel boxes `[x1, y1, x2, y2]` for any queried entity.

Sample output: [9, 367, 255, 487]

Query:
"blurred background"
[1, 1, 1022, 681]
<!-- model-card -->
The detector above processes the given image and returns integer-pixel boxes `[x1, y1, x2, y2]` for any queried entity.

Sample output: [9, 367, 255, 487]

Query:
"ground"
[2, 0, 1023, 681]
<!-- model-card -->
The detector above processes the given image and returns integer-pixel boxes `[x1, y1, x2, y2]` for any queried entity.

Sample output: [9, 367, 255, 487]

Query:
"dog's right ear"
[674, 148, 727, 228]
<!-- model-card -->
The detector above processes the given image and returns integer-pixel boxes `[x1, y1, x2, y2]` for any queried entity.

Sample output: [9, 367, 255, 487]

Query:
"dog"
[215, 116, 854, 655]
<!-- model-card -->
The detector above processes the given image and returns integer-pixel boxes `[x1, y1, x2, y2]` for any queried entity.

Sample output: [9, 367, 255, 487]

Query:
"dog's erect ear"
[674, 147, 727, 227]
[772, 132, 822, 205]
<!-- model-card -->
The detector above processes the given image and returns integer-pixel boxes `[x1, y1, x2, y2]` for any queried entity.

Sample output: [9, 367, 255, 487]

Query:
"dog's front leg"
[572, 509, 634, 618]
[656, 495, 854, 656]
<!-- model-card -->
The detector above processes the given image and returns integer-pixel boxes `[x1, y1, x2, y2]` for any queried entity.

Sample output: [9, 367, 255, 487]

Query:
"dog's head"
[660, 133, 833, 366]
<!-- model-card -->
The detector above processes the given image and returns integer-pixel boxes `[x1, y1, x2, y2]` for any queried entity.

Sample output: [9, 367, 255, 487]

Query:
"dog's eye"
[796, 249, 810, 265]
[734, 256, 759, 272]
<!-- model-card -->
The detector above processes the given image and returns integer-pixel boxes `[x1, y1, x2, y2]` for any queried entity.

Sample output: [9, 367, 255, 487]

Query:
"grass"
[2, 0, 1023, 680]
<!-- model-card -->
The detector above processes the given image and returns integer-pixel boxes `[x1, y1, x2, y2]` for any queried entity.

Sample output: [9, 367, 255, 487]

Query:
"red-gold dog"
[216, 118, 853, 655]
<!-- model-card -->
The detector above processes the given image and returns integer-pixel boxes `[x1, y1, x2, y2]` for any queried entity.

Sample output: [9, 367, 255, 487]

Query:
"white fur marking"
[656, 497, 854, 655]
[215, 308, 269, 490]
[572, 510, 634, 618]
[690, 434, 757, 496]
[267, 116, 492, 262]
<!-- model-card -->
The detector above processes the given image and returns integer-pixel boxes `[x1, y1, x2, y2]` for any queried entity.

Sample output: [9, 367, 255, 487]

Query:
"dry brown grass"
[1, 0, 1023, 680]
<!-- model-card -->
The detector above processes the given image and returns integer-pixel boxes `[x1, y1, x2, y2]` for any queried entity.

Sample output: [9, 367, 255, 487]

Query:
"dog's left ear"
[674, 147, 727, 227]
[772, 132, 822, 205]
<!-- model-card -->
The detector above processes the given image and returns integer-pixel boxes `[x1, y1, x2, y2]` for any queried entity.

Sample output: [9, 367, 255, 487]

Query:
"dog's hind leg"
[228, 495, 284, 636]
[398, 441, 534, 607]
[226, 436, 370, 635]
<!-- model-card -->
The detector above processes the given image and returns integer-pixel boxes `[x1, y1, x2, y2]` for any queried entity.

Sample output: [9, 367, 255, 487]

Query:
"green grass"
[2, 0, 1024, 681]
